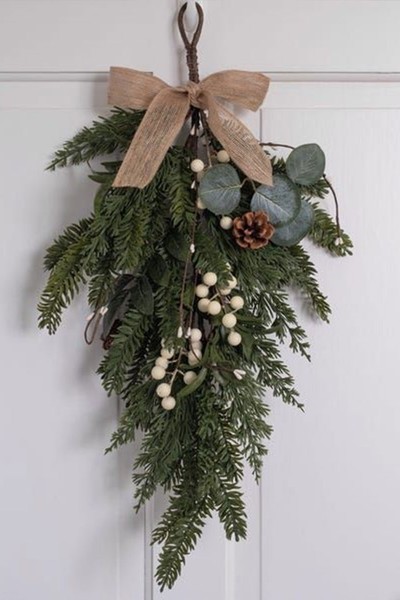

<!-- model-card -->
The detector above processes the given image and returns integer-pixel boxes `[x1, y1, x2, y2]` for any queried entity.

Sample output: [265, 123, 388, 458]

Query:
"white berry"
[183, 371, 197, 385]
[155, 357, 169, 369]
[203, 272, 218, 287]
[222, 313, 237, 329]
[227, 331, 242, 347]
[191, 340, 203, 351]
[217, 149, 230, 163]
[227, 275, 238, 289]
[208, 300, 222, 315]
[198, 298, 210, 312]
[220, 216, 233, 230]
[195, 284, 209, 298]
[190, 328, 202, 342]
[161, 396, 176, 411]
[156, 383, 172, 398]
[219, 287, 231, 296]
[191, 158, 205, 173]
[151, 366, 166, 380]
[156, 356, 168, 369]
[188, 350, 202, 365]
[161, 347, 174, 359]
[230, 296, 244, 310]
[196, 197, 206, 210]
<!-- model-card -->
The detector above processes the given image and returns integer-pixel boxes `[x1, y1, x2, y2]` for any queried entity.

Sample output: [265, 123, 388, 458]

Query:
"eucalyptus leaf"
[286, 144, 326, 185]
[250, 174, 300, 226]
[147, 255, 170, 286]
[198, 164, 241, 215]
[88, 172, 115, 184]
[165, 231, 189, 262]
[271, 199, 314, 247]
[177, 368, 208, 399]
[130, 276, 154, 315]
[101, 160, 123, 173]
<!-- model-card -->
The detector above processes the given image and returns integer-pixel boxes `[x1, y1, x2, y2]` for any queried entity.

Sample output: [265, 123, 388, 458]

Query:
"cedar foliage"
[38, 108, 352, 590]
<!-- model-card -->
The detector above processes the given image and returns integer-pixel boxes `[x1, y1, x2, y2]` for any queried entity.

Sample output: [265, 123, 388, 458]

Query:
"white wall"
[1, 2, 400, 599]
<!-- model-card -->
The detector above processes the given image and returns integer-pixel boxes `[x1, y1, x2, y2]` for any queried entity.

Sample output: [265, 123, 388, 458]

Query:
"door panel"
[2, 1, 400, 75]
[260, 86, 400, 600]
[0, 85, 144, 600]
[1, 2, 400, 599]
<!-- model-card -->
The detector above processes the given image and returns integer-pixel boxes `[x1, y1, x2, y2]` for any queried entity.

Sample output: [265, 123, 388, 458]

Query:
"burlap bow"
[108, 67, 273, 189]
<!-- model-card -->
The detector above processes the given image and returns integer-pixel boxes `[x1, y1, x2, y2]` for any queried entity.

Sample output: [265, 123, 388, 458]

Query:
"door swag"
[38, 3, 352, 590]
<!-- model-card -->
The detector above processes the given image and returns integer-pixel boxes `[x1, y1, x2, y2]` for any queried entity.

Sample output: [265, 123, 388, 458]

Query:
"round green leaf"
[286, 144, 326, 185]
[250, 174, 301, 226]
[198, 164, 241, 215]
[271, 199, 314, 247]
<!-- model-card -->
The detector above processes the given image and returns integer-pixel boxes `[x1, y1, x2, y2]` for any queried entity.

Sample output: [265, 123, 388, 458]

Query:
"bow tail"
[205, 94, 273, 186]
[113, 88, 190, 188]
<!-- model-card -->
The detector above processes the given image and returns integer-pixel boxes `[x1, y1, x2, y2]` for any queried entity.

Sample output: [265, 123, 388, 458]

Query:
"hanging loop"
[177, 2, 204, 82]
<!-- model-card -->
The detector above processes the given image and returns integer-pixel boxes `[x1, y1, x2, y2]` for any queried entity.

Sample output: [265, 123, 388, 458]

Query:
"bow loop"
[108, 66, 273, 188]
[201, 70, 270, 111]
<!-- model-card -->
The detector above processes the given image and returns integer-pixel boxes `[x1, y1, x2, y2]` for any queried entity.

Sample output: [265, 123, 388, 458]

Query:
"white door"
[1, 2, 400, 599]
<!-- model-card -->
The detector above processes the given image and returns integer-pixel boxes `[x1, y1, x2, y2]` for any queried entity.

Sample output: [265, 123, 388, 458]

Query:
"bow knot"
[108, 67, 273, 189]
[180, 81, 204, 109]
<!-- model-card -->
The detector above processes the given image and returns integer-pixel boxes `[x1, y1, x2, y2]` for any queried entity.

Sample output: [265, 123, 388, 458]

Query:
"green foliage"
[271, 198, 315, 247]
[43, 217, 93, 271]
[98, 308, 152, 395]
[286, 143, 326, 185]
[46, 108, 145, 170]
[38, 235, 88, 334]
[38, 108, 352, 591]
[251, 174, 300, 226]
[309, 203, 353, 256]
[198, 164, 241, 214]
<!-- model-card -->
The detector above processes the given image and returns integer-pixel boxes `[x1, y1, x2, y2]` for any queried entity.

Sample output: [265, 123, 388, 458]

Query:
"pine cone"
[232, 211, 275, 250]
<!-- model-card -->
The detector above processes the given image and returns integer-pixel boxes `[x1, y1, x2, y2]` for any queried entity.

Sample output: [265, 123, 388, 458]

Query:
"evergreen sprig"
[46, 108, 144, 170]
[38, 108, 352, 590]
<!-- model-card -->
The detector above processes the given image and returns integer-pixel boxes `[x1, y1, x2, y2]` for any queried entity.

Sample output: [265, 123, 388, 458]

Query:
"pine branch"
[153, 486, 214, 591]
[256, 289, 311, 360]
[167, 156, 195, 232]
[227, 381, 272, 482]
[98, 308, 152, 395]
[132, 399, 196, 511]
[286, 245, 332, 323]
[43, 217, 93, 272]
[46, 108, 144, 170]
[309, 203, 353, 256]
[38, 238, 87, 334]
[253, 331, 303, 409]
